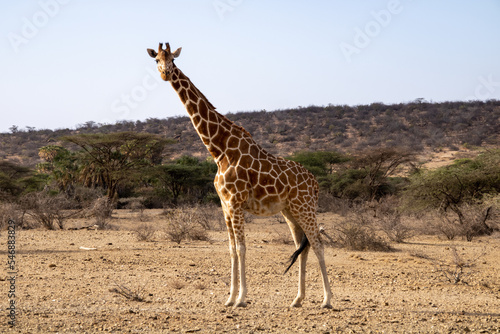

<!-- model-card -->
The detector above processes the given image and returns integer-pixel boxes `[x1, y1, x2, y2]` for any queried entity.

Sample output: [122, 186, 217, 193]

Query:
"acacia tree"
[324, 147, 414, 201]
[0, 161, 33, 200]
[351, 147, 414, 201]
[63, 132, 171, 200]
[154, 155, 217, 205]
[287, 150, 348, 178]
[404, 149, 500, 239]
[405, 150, 500, 212]
[38, 145, 78, 193]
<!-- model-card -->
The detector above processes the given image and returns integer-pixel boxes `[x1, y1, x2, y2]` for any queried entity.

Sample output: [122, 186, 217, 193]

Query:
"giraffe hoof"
[290, 302, 302, 308]
[321, 303, 333, 309]
[225, 300, 235, 307]
[233, 301, 247, 308]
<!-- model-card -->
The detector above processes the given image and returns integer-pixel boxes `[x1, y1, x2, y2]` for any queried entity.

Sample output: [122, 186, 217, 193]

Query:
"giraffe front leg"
[232, 207, 247, 308]
[221, 200, 248, 308]
[234, 242, 247, 307]
[225, 240, 238, 307]
[222, 204, 238, 307]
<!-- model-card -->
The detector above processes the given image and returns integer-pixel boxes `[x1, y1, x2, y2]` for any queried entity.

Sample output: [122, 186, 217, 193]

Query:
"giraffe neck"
[169, 66, 255, 160]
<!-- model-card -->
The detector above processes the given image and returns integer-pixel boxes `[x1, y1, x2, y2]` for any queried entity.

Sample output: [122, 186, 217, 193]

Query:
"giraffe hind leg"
[308, 234, 333, 309]
[282, 210, 310, 307]
[284, 233, 308, 274]
[283, 209, 332, 308]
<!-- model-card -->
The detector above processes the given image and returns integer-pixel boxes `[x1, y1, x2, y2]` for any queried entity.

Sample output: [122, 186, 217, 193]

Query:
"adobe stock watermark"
[213, 0, 243, 21]
[339, 0, 406, 63]
[105, 67, 163, 122]
[7, 0, 72, 54]
[465, 74, 500, 101]
[7, 219, 17, 327]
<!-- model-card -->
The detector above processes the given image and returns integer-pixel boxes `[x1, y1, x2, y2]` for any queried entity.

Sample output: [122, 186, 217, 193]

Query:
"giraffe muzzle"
[161, 71, 170, 81]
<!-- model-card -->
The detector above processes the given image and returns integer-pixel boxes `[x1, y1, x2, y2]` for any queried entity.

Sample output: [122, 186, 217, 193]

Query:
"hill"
[1, 100, 499, 167]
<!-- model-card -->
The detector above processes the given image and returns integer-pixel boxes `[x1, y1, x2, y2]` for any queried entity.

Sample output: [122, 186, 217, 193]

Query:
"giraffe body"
[148, 43, 332, 308]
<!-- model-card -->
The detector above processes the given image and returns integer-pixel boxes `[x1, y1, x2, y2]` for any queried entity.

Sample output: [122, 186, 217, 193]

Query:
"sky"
[1, 0, 499, 133]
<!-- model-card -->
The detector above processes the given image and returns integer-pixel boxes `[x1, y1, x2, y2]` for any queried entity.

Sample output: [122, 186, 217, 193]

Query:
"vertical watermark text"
[7, 219, 17, 326]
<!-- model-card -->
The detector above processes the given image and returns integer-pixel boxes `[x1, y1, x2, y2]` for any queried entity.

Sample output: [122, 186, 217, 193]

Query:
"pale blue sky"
[1, 0, 499, 133]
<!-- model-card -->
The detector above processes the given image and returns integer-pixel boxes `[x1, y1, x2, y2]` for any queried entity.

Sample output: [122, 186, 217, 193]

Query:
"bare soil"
[1, 210, 499, 333]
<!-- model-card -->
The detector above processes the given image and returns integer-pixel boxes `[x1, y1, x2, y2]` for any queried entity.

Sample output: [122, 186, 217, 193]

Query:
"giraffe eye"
[155, 59, 159, 64]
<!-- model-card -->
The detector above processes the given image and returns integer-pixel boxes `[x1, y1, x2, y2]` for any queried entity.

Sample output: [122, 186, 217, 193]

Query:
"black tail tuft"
[284, 234, 309, 274]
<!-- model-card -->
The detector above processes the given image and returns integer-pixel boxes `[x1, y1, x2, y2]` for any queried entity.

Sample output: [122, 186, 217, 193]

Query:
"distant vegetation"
[1, 100, 499, 167]
[0, 100, 499, 241]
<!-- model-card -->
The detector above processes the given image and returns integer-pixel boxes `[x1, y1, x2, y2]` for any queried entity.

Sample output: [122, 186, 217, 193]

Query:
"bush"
[432, 246, 486, 284]
[72, 186, 103, 209]
[19, 191, 75, 230]
[121, 197, 149, 222]
[134, 223, 156, 241]
[163, 207, 210, 244]
[317, 192, 351, 215]
[0, 203, 25, 230]
[404, 150, 500, 214]
[404, 150, 500, 240]
[430, 213, 462, 240]
[88, 196, 115, 229]
[192, 204, 225, 231]
[375, 197, 415, 243]
[334, 208, 393, 252]
[437, 204, 493, 241]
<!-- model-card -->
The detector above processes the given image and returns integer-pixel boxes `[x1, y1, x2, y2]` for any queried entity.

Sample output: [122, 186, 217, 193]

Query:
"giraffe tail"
[284, 233, 309, 274]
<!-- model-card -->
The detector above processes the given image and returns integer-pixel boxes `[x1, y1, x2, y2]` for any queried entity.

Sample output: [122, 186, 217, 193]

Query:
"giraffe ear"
[147, 49, 157, 58]
[172, 47, 182, 58]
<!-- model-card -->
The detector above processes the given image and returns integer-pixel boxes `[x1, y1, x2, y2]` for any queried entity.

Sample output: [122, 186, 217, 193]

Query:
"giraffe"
[147, 43, 333, 309]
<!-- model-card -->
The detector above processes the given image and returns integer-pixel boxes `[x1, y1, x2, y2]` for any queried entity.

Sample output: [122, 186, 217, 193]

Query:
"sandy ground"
[1, 210, 499, 333]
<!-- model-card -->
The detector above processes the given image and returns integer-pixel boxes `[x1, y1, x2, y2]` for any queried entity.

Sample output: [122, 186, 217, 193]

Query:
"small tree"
[0, 161, 44, 200]
[287, 150, 348, 178]
[324, 147, 413, 202]
[350, 147, 414, 201]
[153, 155, 216, 205]
[62, 132, 171, 201]
[38, 145, 78, 194]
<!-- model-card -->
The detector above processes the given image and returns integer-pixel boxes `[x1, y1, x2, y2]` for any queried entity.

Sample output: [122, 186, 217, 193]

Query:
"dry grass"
[163, 207, 210, 244]
[170, 279, 186, 290]
[134, 223, 156, 241]
[4, 209, 500, 333]
[89, 196, 115, 229]
[110, 282, 149, 302]
[0, 202, 24, 229]
[193, 281, 207, 290]
[270, 228, 293, 245]
[433, 246, 487, 284]
[333, 208, 394, 252]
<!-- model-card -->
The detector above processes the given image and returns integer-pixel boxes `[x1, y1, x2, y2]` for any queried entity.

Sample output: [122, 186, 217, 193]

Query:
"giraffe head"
[147, 43, 182, 81]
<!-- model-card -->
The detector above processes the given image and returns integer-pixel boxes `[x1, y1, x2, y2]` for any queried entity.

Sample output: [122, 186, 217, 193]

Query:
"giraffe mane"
[181, 66, 252, 138]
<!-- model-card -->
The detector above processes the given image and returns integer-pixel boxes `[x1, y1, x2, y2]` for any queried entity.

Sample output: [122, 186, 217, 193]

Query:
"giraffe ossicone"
[147, 42, 333, 309]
